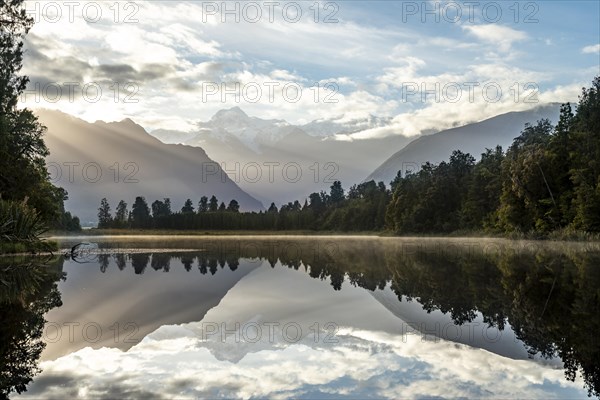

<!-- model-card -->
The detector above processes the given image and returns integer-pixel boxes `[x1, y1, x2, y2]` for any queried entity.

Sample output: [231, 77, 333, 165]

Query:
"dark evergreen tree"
[97, 198, 112, 228]
[198, 196, 208, 213]
[114, 200, 128, 228]
[329, 181, 345, 206]
[227, 199, 240, 212]
[209, 195, 219, 212]
[131, 196, 150, 228]
[181, 199, 194, 214]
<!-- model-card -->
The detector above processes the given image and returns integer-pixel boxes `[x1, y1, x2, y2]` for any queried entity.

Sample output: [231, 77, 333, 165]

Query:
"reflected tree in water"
[0, 257, 64, 397]
[180, 255, 194, 272]
[115, 253, 127, 271]
[151, 253, 170, 272]
[130, 253, 150, 275]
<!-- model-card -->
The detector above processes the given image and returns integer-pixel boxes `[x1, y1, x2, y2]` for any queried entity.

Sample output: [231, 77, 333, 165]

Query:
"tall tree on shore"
[497, 120, 557, 232]
[0, 0, 72, 225]
[181, 199, 194, 214]
[329, 181, 345, 206]
[198, 196, 208, 213]
[97, 198, 112, 228]
[131, 196, 151, 228]
[209, 195, 219, 212]
[227, 199, 240, 213]
[114, 200, 128, 227]
[151, 199, 170, 219]
[461, 146, 504, 230]
[268, 202, 278, 213]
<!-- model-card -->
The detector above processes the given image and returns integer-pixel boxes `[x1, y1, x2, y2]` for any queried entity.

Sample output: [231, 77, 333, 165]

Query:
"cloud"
[18, 0, 597, 136]
[582, 44, 600, 54]
[462, 24, 527, 53]
[344, 61, 563, 139]
[20, 325, 587, 399]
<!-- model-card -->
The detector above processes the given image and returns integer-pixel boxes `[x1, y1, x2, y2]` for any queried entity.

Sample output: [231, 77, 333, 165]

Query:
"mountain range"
[149, 104, 560, 204]
[151, 107, 412, 206]
[38, 109, 264, 225]
[39, 104, 561, 225]
[366, 104, 560, 184]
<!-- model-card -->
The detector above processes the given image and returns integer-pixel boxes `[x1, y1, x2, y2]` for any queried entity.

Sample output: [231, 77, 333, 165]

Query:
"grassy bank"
[47, 228, 383, 237]
[45, 227, 600, 241]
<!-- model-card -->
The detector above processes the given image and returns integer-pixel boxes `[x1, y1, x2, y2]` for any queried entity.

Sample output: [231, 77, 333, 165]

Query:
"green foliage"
[387, 77, 600, 236]
[329, 180, 344, 205]
[496, 119, 557, 232]
[570, 77, 600, 231]
[0, 257, 64, 396]
[227, 199, 240, 213]
[198, 196, 208, 213]
[387, 151, 475, 233]
[0, 0, 80, 231]
[209, 195, 219, 212]
[461, 146, 503, 230]
[0, 199, 53, 252]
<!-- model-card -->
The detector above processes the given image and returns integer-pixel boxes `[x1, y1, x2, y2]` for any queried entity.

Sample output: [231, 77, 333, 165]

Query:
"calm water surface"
[2, 236, 599, 399]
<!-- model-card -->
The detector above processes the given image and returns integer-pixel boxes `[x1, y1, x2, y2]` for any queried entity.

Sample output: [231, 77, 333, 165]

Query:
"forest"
[387, 79, 600, 235]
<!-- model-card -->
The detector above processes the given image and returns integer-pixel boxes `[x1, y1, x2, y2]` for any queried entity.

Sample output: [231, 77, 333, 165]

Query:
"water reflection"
[0, 256, 64, 397]
[4, 237, 600, 398]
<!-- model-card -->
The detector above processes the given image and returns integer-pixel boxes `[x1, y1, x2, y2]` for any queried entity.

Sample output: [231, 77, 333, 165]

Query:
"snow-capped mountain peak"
[210, 106, 249, 122]
[196, 107, 293, 152]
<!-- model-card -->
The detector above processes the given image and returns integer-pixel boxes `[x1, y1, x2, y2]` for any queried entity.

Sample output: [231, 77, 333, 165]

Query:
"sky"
[19, 0, 600, 138]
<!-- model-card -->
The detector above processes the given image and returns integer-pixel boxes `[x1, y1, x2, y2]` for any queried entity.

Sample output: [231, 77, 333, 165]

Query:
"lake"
[2, 236, 599, 399]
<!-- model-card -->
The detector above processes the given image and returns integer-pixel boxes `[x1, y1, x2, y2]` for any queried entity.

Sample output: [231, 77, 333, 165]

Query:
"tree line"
[97, 179, 390, 231]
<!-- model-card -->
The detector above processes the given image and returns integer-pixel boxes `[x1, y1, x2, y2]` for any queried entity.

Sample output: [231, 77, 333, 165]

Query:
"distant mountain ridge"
[366, 104, 561, 184]
[37, 109, 264, 225]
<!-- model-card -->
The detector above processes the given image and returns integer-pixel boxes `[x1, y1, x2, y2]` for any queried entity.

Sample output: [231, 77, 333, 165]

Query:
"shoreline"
[44, 228, 600, 242]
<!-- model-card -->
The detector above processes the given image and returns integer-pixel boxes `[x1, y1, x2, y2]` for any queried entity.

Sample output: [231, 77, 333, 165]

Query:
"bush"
[0, 199, 54, 253]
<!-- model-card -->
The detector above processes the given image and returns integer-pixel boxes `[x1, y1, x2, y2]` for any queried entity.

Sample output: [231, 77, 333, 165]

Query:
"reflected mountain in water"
[6, 237, 600, 398]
